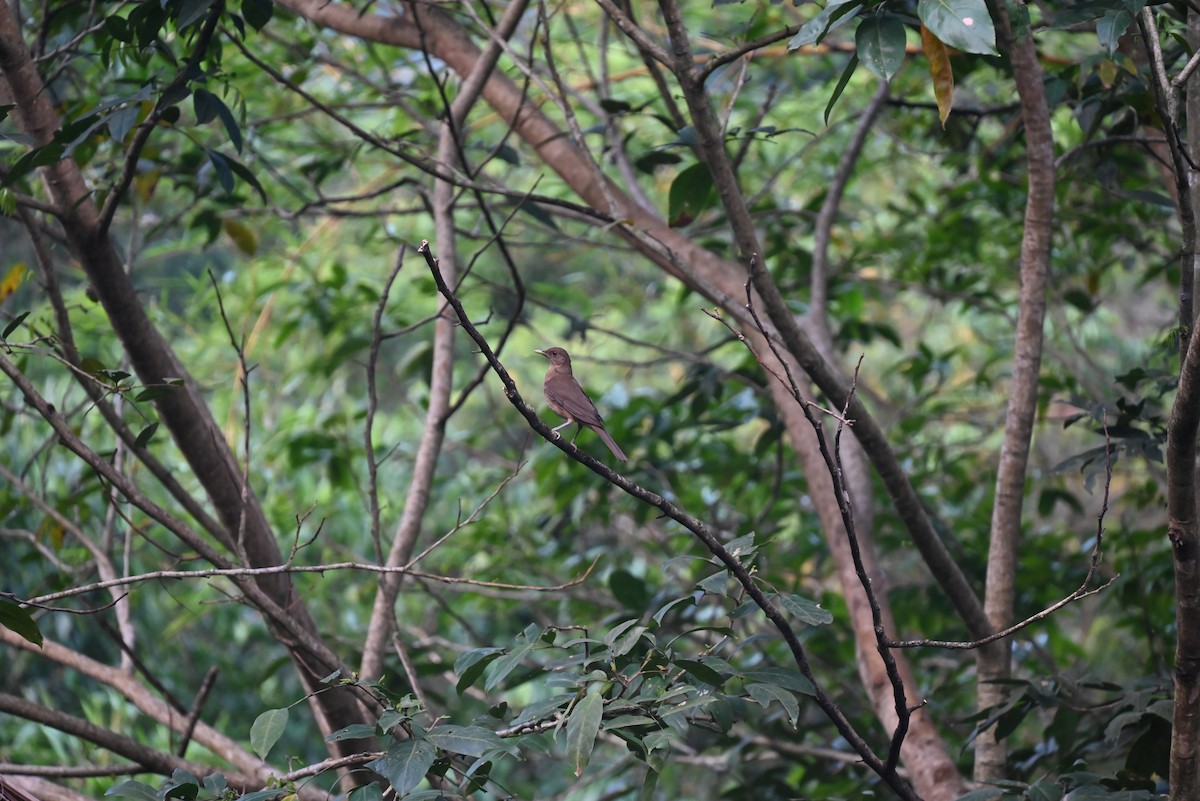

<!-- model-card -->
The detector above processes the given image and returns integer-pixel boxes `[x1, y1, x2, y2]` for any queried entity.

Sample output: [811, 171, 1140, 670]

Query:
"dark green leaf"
[668, 162, 716, 227]
[741, 667, 816, 696]
[566, 689, 604, 777]
[2, 311, 30, 340]
[609, 568, 650, 609]
[424, 724, 517, 757]
[675, 659, 725, 688]
[746, 682, 800, 726]
[0, 598, 42, 647]
[368, 738, 437, 795]
[134, 423, 159, 448]
[856, 15, 907, 80]
[325, 723, 378, 742]
[825, 53, 859, 124]
[105, 781, 159, 801]
[777, 593, 834, 626]
[455, 647, 504, 695]
[242, 0, 273, 30]
[175, 0, 215, 29]
[918, 0, 997, 55]
[789, 0, 864, 49]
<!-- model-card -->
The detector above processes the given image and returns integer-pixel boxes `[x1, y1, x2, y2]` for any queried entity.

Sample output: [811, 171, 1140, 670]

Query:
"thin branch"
[23, 558, 601, 607]
[416, 239, 916, 800]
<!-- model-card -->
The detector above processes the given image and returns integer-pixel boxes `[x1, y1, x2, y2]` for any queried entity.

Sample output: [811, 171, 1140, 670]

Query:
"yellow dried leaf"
[0, 261, 27, 301]
[921, 25, 954, 129]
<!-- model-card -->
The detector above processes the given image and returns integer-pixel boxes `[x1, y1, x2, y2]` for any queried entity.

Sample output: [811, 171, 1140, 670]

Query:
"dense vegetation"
[1, 1, 1197, 799]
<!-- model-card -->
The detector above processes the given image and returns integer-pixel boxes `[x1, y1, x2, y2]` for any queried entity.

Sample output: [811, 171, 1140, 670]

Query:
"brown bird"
[535, 347, 627, 461]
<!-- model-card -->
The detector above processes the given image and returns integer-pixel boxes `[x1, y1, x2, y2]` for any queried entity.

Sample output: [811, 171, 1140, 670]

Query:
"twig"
[890, 419, 1117, 650]
[416, 238, 912, 799]
[23, 558, 602, 607]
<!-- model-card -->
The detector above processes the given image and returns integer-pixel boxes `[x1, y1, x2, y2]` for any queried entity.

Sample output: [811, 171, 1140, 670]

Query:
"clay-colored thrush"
[534, 347, 627, 461]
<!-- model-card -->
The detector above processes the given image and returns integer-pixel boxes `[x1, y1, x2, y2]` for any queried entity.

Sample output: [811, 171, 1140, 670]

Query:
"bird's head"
[534, 347, 572, 368]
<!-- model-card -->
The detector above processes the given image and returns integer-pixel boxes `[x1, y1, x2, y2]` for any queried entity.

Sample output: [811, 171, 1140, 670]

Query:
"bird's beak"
[534, 349, 547, 357]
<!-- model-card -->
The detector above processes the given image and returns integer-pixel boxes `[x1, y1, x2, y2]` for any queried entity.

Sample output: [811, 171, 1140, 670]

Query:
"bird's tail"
[594, 426, 627, 462]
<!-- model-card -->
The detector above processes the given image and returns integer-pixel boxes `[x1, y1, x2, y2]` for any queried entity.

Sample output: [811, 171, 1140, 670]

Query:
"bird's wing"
[545, 378, 605, 427]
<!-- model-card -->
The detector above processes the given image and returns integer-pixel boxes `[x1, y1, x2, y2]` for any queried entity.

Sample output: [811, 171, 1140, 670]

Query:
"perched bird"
[534, 346, 627, 461]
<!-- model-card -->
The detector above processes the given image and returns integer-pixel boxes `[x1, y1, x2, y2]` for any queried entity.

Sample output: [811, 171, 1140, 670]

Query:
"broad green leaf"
[565, 689, 604, 777]
[609, 568, 650, 609]
[194, 90, 243, 152]
[777, 593, 834, 626]
[485, 634, 539, 693]
[741, 667, 817, 696]
[455, 647, 504, 694]
[746, 682, 800, 727]
[675, 659, 726, 688]
[0, 597, 42, 647]
[242, 0, 273, 30]
[424, 724, 517, 757]
[236, 791, 289, 801]
[176, 0, 215, 29]
[1096, 9, 1133, 55]
[347, 785, 383, 801]
[249, 707, 288, 759]
[367, 738, 436, 795]
[105, 781, 159, 800]
[921, 25, 954, 127]
[639, 768, 659, 801]
[668, 162, 716, 227]
[856, 15, 907, 80]
[789, 0, 864, 49]
[325, 723, 377, 742]
[917, 0, 996, 56]
[134, 423, 159, 448]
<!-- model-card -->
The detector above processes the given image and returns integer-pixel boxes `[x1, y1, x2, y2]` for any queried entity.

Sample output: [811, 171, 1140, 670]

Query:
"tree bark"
[976, 0, 1056, 781]
[0, 4, 373, 762]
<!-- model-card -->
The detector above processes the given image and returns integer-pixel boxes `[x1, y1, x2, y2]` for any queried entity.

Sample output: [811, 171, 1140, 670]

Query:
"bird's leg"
[550, 419, 573, 440]
[570, 425, 581, 444]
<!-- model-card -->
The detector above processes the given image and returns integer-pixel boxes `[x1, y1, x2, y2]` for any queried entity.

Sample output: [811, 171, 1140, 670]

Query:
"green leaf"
[367, 738, 437, 795]
[639, 768, 660, 801]
[675, 659, 726, 688]
[607, 622, 649, 658]
[1025, 778, 1063, 801]
[484, 627, 540, 692]
[194, 89, 243, 152]
[789, 0, 864, 49]
[176, 0, 215, 29]
[2, 311, 30, 340]
[777, 593, 834, 626]
[241, 0, 273, 30]
[609, 568, 650, 609]
[1095, 8, 1132, 54]
[824, 54, 859, 124]
[325, 723, 377, 742]
[668, 162, 716, 227]
[566, 689, 604, 777]
[346, 785, 383, 801]
[134, 423, 158, 448]
[746, 682, 800, 727]
[856, 15, 908, 80]
[455, 647, 504, 694]
[917, 0, 997, 56]
[249, 707, 288, 759]
[105, 781, 159, 801]
[236, 791, 289, 801]
[0, 598, 42, 647]
[741, 667, 816, 696]
[424, 724, 517, 757]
